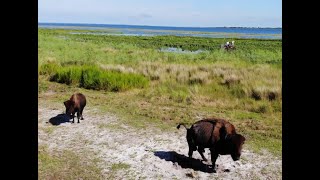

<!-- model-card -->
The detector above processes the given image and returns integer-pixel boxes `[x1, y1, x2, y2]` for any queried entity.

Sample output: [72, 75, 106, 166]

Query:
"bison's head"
[230, 134, 246, 161]
[63, 100, 75, 118]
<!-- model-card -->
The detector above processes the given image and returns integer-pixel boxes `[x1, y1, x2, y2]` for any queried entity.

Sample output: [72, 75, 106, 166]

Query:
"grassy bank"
[38, 145, 104, 179]
[38, 28, 282, 156]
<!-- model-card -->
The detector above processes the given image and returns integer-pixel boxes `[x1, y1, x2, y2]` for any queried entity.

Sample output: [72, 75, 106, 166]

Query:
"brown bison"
[177, 118, 245, 169]
[63, 93, 86, 123]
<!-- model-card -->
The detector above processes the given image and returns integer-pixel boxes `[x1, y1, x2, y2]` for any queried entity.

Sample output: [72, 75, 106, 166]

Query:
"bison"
[63, 93, 86, 123]
[177, 118, 245, 169]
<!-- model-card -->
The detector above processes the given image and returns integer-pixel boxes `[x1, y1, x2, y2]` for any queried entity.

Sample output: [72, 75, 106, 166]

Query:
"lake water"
[38, 23, 282, 39]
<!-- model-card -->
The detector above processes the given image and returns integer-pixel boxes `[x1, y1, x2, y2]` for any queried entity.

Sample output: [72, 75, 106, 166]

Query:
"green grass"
[97, 123, 126, 130]
[111, 163, 131, 170]
[105, 163, 131, 179]
[38, 28, 282, 156]
[38, 145, 104, 179]
[43, 126, 55, 135]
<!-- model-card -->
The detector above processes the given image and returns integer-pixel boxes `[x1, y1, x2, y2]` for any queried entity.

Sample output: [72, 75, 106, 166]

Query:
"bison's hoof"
[81, 117, 84, 120]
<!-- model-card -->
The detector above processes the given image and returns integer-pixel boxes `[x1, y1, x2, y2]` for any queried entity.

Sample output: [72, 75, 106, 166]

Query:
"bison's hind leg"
[77, 112, 81, 123]
[80, 108, 84, 120]
[188, 145, 198, 158]
[188, 148, 194, 158]
[210, 148, 219, 169]
[198, 147, 208, 161]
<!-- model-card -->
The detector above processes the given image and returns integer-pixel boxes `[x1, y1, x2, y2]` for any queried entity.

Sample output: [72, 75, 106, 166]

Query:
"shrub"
[48, 65, 149, 91]
[39, 62, 60, 76]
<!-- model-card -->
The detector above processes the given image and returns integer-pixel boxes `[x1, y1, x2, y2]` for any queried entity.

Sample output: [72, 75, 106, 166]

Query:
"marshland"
[38, 27, 282, 179]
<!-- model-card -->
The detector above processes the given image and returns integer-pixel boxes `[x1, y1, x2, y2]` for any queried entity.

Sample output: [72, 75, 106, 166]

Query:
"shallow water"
[159, 47, 207, 54]
[39, 23, 282, 39]
[69, 31, 280, 39]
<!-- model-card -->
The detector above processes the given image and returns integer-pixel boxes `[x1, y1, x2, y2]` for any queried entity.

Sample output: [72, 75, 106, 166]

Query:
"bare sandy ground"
[38, 104, 282, 180]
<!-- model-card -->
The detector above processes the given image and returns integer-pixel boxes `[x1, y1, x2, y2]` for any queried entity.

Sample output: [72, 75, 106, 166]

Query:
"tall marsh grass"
[42, 65, 149, 92]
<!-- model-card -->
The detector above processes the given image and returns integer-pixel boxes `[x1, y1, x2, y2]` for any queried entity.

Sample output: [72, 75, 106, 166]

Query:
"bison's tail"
[177, 123, 189, 130]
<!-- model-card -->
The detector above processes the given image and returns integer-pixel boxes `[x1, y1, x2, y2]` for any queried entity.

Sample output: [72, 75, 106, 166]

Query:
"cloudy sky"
[39, 0, 282, 27]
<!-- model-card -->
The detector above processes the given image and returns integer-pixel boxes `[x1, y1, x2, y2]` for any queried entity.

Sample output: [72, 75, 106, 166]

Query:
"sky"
[38, 0, 282, 28]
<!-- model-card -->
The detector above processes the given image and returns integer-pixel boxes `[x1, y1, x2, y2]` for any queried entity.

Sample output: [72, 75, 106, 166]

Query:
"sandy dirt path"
[38, 104, 281, 180]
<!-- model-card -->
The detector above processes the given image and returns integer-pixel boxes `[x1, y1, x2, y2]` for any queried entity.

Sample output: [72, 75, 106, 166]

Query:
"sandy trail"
[38, 105, 281, 180]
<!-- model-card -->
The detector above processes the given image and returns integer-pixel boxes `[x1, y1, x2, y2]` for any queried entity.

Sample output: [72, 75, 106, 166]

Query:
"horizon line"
[38, 22, 282, 29]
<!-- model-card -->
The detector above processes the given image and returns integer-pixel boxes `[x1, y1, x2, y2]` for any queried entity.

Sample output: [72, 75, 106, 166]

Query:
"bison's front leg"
[210, 148, 219, 169]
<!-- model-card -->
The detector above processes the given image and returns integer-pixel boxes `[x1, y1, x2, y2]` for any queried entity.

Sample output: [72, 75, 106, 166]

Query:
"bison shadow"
[154, 151, 215, 173]
[48, 114, 70, 125]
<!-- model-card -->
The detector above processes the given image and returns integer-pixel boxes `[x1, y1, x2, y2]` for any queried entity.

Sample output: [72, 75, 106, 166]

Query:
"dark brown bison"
[177, 118, 245, 169]
[63, 93, 86, 123]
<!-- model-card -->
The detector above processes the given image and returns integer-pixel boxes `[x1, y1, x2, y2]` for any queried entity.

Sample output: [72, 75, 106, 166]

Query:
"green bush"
[50, 66, 82, 85]
[48, 65, 149, 91]
[39, 63, 60, 76]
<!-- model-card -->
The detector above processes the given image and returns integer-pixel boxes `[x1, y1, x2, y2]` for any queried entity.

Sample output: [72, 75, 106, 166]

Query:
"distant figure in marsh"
[222, 40, 236, 51]
[63, 93, 86, 123]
